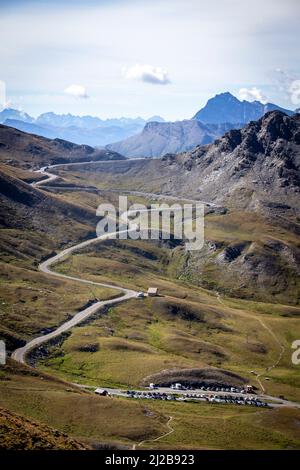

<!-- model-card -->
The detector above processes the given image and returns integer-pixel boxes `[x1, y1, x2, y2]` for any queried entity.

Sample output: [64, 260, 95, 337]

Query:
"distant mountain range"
[0, 109, 165, 147]
[107, 92, 295, 157]
[0, 93, 296, 156]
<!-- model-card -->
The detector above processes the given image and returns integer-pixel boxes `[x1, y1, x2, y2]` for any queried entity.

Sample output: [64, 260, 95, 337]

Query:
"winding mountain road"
[11, 160, 300, 411]
[13, 159, 199, 363]
[12, 163, 139, 363]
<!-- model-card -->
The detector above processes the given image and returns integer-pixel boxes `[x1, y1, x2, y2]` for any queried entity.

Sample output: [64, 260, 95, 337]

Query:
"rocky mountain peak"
[193, 93, 293, 125]
[215, 111, 300, 156]
[257, 111, 296, 143]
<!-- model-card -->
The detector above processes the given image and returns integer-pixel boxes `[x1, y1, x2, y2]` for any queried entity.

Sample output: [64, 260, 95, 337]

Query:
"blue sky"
[0, 0, 299, 120]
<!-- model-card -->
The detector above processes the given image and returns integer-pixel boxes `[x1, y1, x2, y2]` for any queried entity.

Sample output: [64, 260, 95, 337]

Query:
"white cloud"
[64, 84, 88, 99]
[0, 80, 10, 110]
[272, 70, 300, 107]
[289, 80, 300, 105]
[122, 64, 171, 85]
[238, 87, 267, 103]
[0, 80, 6, 104]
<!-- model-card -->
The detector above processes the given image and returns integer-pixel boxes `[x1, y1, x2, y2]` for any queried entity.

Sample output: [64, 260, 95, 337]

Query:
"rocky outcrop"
[107, 120, 237, 157]
[158, 111, 300, 207]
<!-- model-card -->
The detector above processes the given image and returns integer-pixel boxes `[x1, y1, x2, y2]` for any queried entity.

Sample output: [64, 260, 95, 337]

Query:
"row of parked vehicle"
[184, 393, 269, 407]
[126, 390, 177, 401]
[125, 390, 269, 407]
[193, 385, 245, 393]
[169, 384, 248, 394]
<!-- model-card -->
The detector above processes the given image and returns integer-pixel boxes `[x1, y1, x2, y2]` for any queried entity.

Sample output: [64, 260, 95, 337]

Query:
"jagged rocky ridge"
[160, 111, 300, 208]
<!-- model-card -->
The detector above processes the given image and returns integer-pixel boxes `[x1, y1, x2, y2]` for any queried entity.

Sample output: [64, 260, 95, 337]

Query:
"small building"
[147, 287, 158, 297]
[95, 388, 108, 396]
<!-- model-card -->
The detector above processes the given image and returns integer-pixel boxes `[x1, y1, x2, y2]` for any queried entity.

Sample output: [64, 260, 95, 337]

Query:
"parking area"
[124, 390, 269, 408]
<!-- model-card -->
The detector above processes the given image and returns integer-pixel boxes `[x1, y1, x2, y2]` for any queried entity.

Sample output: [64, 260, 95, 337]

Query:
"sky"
[0, 0, 300, 120]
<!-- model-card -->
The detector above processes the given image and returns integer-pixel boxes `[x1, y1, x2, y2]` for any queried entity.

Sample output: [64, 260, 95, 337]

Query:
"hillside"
[63, 111, 300, 304]
[106, 120, 236, 157]
[0, 164, 118, 350]
[79, 111, 300, 209]
[0, 166, 98, 236]
[160, 111, 300, 208]
[0, 406, 88, 450]
[148, 111, 300, 304]
[0, 111, 300, 450]
[0, 124, 124, 169]
[0, 360, 165, 450]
